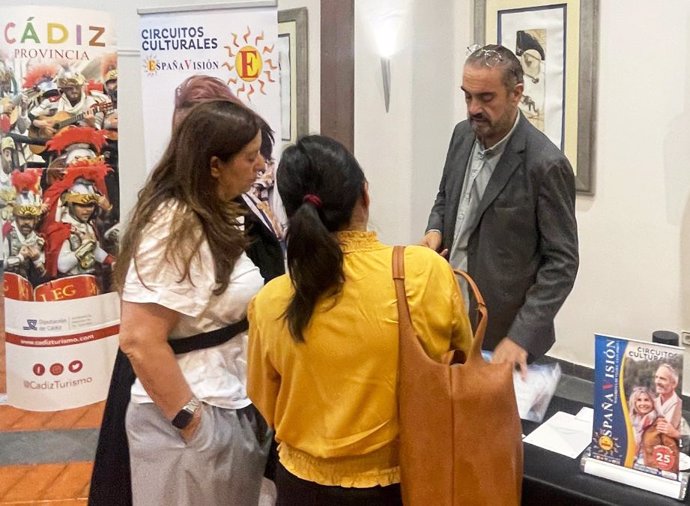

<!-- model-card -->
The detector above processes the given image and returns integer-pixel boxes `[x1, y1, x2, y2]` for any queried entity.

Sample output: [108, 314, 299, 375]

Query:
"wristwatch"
[171, 397, 201, 429]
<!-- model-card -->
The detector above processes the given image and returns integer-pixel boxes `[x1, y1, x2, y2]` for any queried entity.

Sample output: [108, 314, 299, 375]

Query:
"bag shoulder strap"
[392, 246, 413, 332]
[392, 246, 489, 360]
[453, 268, 488, 356]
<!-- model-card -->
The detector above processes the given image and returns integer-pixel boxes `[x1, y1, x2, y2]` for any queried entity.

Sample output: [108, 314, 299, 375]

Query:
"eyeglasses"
[466, 44, 504, 67]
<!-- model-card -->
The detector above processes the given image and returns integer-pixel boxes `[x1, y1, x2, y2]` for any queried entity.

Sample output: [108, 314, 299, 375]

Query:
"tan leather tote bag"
[392, 246, 523, 506]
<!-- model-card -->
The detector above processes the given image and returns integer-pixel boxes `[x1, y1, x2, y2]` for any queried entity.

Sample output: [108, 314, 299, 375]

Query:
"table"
[522, 396, 688, 505]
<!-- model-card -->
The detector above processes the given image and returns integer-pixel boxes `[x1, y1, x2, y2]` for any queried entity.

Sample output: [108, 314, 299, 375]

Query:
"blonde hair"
[628, 386, 655, 416]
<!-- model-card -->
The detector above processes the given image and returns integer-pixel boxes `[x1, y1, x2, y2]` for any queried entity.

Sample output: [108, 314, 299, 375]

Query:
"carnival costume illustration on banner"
[23, 64, 61, 120]
[29, 68, 113, 156]
[21, 63, 60, 117]
[3, 169, 47, 300]
[0, 63, 49, 169]
[94, 53, 120, 219]
[1, 136, 18, 174]
[37, 127, 114, 301]
[1, 5, 121, 413]
[0, 61, 38, 139]
[0, 61, 20, 133]
[101, 53, 118, 139]
[2, 63, 60, 167]
[0, 137, 18, 210]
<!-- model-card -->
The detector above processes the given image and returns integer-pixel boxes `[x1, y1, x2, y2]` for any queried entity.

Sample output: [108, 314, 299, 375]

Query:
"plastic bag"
[513, 362, 561, 422]
[481, 352, 561, 423]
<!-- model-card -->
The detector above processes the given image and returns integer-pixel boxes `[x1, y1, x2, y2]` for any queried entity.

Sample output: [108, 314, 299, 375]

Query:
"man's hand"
[420, 230, 448, 257]
[656, 417, 680, 439]
[97, 194, 112, 212]
[24, 245, 41, 261]
[83, 108, 96, 127]
[492, 337, 528, 381]
[34, 119, 56, 136]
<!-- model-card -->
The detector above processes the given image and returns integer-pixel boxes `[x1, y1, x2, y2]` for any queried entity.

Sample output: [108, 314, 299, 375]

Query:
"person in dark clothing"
[89, 76, 284, 505]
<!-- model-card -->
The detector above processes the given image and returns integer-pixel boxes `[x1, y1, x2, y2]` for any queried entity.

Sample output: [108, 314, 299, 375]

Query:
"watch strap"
[171, 397, 201, 429]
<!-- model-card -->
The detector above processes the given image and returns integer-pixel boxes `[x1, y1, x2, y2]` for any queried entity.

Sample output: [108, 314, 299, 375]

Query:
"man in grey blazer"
[421, 44, 578, 377]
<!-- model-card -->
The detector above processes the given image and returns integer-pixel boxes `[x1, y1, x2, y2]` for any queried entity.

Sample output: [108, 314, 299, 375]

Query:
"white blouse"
[122, 201, 264, 409]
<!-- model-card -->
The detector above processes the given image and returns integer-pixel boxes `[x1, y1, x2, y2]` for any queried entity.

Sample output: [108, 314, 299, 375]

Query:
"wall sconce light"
[381, 57, 391, 113]
[366, 1, 410, 113]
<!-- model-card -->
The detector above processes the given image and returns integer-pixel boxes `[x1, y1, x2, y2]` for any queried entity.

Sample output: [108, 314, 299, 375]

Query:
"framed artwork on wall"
[474, 0, 598, 194]
[278, 7, 309, 146]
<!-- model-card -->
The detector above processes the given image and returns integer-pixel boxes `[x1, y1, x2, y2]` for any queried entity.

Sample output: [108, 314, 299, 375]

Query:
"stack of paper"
[523, 408, 594, 459]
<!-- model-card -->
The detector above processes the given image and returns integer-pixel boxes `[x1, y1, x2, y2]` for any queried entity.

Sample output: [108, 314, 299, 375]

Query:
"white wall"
[22, 1, 690, 389]
[355, 0, 412, 241]
[354, 0, 690, 390]
[551, 1, 690, 385]
[355, 0, 467, 244]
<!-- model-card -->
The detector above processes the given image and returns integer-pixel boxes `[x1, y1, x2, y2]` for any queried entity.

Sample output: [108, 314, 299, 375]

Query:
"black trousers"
[275, 461, 402, 506]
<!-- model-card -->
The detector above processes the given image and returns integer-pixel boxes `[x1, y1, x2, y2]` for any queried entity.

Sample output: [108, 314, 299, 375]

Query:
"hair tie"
[302, 194, 323, 209]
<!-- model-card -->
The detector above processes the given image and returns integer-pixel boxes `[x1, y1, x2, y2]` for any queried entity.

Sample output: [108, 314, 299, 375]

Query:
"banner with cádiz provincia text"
[1, 6, 120, 410]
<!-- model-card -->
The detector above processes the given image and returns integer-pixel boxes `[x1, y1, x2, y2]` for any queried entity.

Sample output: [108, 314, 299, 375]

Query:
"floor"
[0, 288, 595, 504]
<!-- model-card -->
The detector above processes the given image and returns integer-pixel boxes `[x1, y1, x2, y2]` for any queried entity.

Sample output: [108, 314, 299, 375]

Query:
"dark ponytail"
[277, 135, 366, 342]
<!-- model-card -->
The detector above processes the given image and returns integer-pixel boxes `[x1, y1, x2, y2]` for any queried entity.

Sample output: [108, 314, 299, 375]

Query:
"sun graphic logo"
[592, 430, 620, 457]
[143, 55, 159, 76]
[598, 435, 614, 452]
[223, 26, 278, 101]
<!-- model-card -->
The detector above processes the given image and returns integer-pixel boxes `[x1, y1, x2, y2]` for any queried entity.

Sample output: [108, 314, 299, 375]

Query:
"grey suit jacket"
[426, 113, 579, 358]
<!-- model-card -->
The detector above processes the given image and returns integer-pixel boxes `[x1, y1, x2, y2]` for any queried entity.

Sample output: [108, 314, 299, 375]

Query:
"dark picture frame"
[278, 7, 309, 145]
[474, 0, 598, 194]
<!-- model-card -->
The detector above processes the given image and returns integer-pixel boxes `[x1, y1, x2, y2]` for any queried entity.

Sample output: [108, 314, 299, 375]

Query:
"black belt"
[168, 317, 249, 355]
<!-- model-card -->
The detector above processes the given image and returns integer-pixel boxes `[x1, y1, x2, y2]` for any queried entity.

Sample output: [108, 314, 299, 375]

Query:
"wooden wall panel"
[320, 0, 355, 152]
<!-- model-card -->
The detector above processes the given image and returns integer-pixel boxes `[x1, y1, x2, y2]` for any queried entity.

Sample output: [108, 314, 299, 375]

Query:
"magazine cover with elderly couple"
[591, 334, 685, 480]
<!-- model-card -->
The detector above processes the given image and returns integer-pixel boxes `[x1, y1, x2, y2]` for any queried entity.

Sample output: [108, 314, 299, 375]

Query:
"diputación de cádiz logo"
[222, 27, 277, 102]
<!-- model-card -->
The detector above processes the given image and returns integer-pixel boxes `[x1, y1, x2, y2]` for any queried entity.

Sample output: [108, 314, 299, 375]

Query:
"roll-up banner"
[138, 1, 282, 172]
[1, 7, 120, 410]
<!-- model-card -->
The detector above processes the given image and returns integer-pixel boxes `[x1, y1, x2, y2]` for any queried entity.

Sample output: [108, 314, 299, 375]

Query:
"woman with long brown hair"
[91, 76, 283, 505]
[115, 100, 269, 504]
[172, 74, 285, 283]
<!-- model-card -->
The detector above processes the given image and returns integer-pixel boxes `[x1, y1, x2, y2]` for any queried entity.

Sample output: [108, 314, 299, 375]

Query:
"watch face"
[172, 408, 194, 429]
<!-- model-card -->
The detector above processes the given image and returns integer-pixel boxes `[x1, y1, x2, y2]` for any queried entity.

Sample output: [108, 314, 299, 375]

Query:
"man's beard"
[18, 223, 34, 236]
[469, 114, 492, 137]
[66, 93, 82, 106]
